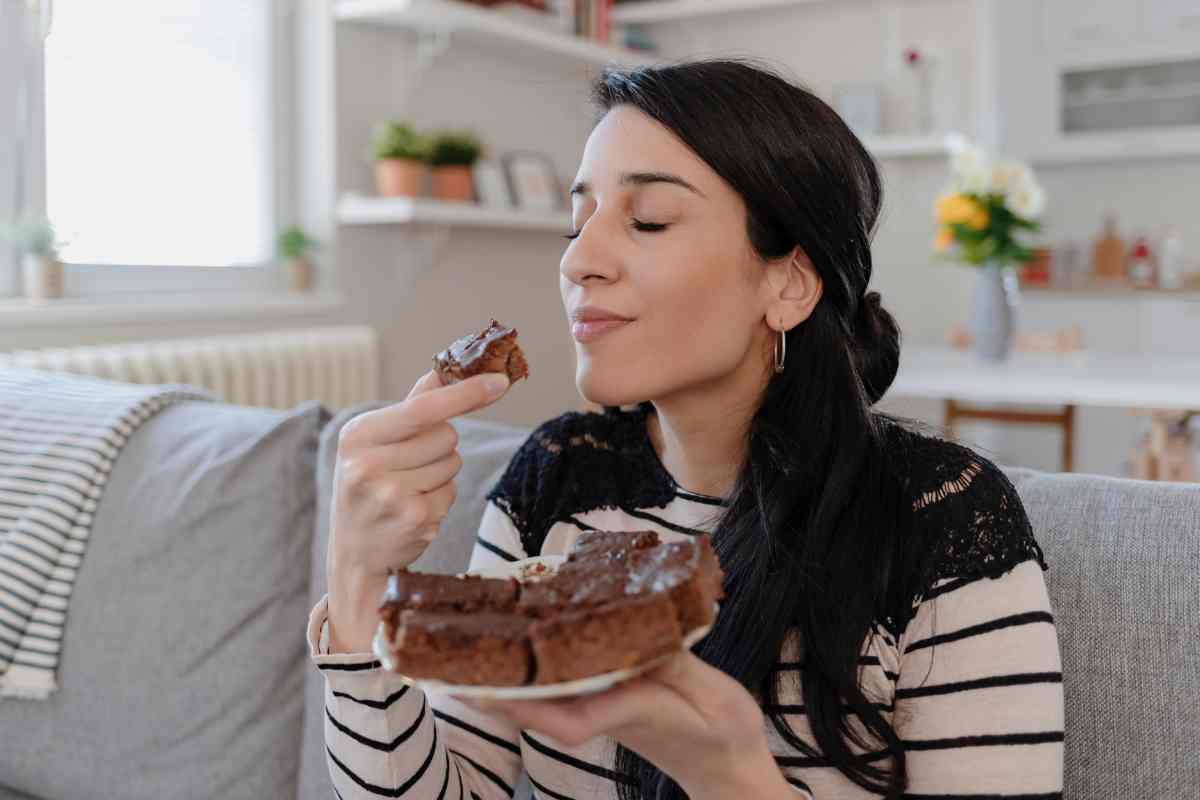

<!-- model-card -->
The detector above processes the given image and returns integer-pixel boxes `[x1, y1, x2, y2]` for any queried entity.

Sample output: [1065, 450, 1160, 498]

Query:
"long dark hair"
[594, 60, 911, 798]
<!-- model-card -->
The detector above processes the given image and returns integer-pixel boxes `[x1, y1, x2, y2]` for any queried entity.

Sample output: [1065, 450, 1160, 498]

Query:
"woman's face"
[561, 106, 779, 410]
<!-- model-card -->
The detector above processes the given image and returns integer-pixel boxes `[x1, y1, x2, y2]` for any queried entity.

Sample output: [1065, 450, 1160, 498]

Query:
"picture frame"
[501, 151, 563, 212]
[472, 160, 514, 208]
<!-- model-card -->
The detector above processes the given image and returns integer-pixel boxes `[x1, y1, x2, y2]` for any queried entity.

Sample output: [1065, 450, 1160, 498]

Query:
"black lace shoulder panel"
[891, 426, 1049, 610]
[484, 407, 676, 557]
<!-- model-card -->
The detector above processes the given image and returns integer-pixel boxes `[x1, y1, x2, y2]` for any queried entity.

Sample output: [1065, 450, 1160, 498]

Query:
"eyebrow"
[569, 171, 706, 198]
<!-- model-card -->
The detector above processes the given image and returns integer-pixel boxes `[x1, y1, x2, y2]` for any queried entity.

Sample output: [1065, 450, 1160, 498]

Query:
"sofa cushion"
[0, 399, 328, 800]
[299, 405, 530, 800]
[1005, 467, 1200, 797]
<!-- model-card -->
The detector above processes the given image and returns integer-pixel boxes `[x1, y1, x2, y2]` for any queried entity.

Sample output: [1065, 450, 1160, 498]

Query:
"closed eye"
[563, 219, 668, 241]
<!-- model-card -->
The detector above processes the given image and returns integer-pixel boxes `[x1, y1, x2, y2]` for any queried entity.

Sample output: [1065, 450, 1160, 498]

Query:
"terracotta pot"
[22, 254, 63, 302]
[431, 165, 475, 203]
[375, 158, 426, 197]
[286, 256, 314, 292]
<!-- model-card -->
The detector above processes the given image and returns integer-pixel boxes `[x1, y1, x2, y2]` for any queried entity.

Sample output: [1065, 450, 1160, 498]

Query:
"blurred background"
[2, 0, 1198, 482]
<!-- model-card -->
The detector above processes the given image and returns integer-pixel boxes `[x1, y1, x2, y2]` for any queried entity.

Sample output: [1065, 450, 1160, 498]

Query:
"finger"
[397, 452, 462, 494]
[346, 372, 509, 446]
[361, 422, 458, 472]
[424, 478, 456, 519]
[405, 368, 444, 400]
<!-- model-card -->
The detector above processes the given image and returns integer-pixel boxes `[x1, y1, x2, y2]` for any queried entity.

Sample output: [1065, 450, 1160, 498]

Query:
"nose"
[560, 214, 620, 288]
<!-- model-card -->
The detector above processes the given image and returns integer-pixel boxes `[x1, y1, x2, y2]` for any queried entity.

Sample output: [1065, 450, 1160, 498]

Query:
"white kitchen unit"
[994, 0, 1200, 165]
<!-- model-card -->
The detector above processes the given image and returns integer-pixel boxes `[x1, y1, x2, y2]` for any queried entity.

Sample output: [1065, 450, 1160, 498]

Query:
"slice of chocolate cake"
[528, 593, 682, 684]
[565, 529, 660, 564]
[516, 563, 627, 619]
[388, 610, 533, 686]
[379, 570, 519, 641]
[433, 319, 529, 386]
[625, 537, 724, 633]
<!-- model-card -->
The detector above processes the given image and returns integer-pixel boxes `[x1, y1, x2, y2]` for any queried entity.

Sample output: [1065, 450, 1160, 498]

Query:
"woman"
[311, 59, 1064, 800]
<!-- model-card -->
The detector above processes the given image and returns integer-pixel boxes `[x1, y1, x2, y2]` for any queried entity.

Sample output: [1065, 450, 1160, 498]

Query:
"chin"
[575, 359, 647, 409]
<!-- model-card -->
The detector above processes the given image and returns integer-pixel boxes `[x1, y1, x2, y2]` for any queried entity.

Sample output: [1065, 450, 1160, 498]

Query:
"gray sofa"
[1, 397, 1197, 799]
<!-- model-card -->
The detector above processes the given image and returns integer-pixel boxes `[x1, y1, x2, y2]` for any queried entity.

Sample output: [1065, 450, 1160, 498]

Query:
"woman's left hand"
[463, 651, 797, 800]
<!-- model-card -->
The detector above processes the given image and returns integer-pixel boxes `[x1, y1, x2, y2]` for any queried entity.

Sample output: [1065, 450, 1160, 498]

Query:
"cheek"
[637, 258, 761, 373]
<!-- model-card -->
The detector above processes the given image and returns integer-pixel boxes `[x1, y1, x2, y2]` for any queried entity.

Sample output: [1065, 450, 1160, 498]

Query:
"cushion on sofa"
[0, 400, 328, 800]
[1005, 467, 1200, 797]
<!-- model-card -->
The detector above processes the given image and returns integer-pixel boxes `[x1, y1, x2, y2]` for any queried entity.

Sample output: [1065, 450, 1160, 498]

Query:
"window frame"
[2, 0, 300, 298]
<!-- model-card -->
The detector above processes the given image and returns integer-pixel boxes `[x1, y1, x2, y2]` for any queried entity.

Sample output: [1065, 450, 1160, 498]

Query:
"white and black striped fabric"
[0, 368, 211, 700]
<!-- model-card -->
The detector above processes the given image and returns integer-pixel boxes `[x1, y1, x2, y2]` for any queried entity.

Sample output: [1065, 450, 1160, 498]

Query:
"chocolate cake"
[529, 593, 682, 684]
[377, 532, 726, 687]
[625, 537, 724, 632]
[433, 319, 529, 386]
[389, 611, 532, 686]
[379, 570, 518, 641]
[564, 529, 660, 564]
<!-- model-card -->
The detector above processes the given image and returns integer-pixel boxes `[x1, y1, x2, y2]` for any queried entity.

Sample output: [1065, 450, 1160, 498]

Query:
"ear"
[764, 247, 823, 331]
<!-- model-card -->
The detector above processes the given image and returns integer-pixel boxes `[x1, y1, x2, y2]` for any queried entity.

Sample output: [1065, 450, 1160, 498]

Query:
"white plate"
[372, 555, 715, 700]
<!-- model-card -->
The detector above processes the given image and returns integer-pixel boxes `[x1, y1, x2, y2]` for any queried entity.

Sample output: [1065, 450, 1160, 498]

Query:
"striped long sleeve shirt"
[309, 404, 1064, 799]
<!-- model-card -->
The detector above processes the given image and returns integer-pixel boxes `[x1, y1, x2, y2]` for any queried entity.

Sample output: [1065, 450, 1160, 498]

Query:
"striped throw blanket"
[0, 368, 212, 700]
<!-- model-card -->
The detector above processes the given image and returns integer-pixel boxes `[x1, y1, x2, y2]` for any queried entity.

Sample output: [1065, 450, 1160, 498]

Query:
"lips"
[572, 318, 632, 343]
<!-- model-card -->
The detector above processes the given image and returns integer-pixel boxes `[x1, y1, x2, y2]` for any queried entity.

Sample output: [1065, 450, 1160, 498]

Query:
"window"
[1, 0, 295, 298]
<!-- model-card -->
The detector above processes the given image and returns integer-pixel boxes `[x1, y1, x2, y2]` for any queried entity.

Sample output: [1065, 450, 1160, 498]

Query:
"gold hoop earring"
[774, 323, 787, 374]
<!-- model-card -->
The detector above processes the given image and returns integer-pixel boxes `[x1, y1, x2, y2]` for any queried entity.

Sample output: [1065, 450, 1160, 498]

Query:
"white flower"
[950, 143, 991, 193]
[989, 160, 1032, 195]
[1008, 176, 1045, 219]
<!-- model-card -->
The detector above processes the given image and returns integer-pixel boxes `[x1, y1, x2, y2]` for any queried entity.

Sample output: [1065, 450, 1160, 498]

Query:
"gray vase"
[971, 262, 1018, 362]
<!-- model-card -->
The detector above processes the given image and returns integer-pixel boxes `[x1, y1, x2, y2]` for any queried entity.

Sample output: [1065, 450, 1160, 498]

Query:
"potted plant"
[0, 213, 65, 302]
[277, 226, 319, 291]
[371, 121, 430, 197]
[428, 130, 482, 203]
[933, 142, 1044, 362]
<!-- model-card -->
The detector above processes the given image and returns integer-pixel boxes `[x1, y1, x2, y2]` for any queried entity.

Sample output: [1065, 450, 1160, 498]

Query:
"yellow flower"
[966, 205, 989, 230]
[935, 192, 989, 230]
[934, 226, 954, 252]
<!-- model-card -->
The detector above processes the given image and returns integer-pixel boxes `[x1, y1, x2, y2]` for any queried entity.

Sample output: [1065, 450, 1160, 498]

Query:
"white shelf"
[863, 132, 966, 159]
[338, 194, 571, 231]
[335, 0, 641, 67]
[611, 0, 822, 24]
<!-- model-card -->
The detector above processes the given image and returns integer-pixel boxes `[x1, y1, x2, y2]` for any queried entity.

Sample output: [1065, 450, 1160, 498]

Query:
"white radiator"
[0, 326, 379, 410]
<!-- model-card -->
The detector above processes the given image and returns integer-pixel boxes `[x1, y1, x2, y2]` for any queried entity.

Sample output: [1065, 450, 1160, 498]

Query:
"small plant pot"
[375, 158, 426, 197]
[431, 165, 475, 203]
[285, 256, 314, 292]
[22, 254, 64, 302]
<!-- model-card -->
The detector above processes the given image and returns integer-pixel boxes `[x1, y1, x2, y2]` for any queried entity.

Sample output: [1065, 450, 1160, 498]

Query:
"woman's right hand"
[325, 368, 512, 654]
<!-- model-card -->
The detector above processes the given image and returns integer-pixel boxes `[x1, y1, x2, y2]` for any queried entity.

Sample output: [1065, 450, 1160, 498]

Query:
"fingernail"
[483, 373, 510, 398]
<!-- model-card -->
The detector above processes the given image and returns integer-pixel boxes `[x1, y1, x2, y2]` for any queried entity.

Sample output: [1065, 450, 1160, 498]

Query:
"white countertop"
[891, 346, 1200, 411]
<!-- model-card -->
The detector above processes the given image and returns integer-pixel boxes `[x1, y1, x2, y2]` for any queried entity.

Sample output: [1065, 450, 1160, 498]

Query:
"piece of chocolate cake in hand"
[388, 610, 533, 686]
[433, 319, 529, 386]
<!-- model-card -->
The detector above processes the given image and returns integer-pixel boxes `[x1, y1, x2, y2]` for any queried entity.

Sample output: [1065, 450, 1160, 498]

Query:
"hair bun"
[852, 291, 900, 405]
